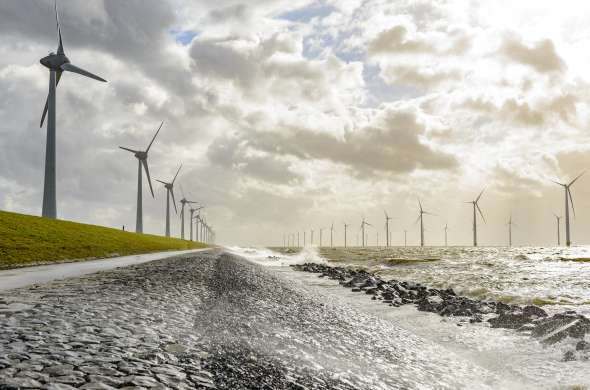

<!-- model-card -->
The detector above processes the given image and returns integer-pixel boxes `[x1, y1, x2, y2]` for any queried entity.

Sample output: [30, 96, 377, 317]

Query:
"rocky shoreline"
[1, 250, 514, 389]
[291, 262, 590, 361]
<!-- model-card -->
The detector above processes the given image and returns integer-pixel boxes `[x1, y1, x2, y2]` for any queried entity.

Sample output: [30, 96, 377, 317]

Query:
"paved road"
[0, 250, 501, 389]
[0, 249, 208, 291]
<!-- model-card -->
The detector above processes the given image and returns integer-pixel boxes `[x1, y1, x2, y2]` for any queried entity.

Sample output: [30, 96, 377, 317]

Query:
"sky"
[2, 0, 590, 247]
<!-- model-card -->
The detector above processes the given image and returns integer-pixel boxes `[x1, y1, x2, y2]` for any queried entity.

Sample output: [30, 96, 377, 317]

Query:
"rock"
[563, 350, 576, 362]
[576, 340, 589, 351]
[79, 382, 118, 390]
[522, 305, 548, 318]
[488, 313, 532, 329]
[0, 376, 43, 388]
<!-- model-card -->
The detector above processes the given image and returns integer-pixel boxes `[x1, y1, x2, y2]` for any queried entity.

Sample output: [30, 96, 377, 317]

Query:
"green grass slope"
[0, 210, 207, 269]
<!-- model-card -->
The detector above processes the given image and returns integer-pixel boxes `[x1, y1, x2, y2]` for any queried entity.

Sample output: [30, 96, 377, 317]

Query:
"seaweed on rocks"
[291, 262, 590, 361]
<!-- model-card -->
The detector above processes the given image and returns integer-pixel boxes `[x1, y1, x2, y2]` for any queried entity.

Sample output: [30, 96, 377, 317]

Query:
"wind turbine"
[40, 0, 107, 219]
[189, 206, 203, 241]
[404, 229, 408, 247]
[343, 223, 349, 248]
[415, 200, 435, 247]
[384, 211, 392, 247]
[156, 164, 182, 237]
[465, 189, 486, 247]
[330, 223, 334, 248]
[119, 122, 163, 233]
[178, 184, 198, 240]
[553, 213, 562, 246]
[507, 215, 516, 247]
[360, 217, 372, 247]
[552, 172, 585, 247]
[444, 223, 449, 247]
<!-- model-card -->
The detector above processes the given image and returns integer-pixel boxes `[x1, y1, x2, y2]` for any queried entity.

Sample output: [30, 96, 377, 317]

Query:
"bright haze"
[1, 0, 589, 247]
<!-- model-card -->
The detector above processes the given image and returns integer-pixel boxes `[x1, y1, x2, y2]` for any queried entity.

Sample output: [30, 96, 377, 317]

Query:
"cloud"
[500, 37, 564, 73]
[368, 25, 432, 55]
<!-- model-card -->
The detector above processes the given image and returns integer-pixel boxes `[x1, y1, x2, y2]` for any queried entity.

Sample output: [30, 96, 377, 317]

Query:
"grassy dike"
[0, 210, 207, 269]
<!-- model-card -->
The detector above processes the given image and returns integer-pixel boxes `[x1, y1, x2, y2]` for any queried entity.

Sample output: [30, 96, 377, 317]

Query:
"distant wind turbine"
[178, 184, 198, 240]
[40, 0, 107, 219]
[384, 211, 392, 247]
[119, 122, 163, 233]
[552, 172, 585, 247]
[466, 189, 486, 247]
[330, 223, 334, 248]
[343, 223, 349, 248]
[553, 213, 562, 246]
[415, 200, 435, 247]
[189, 206, 203, 241]
[444, 223, 449, 247]
[507, 215, 516, 247]
[156, 164, 182, 237]
[360, 217, 372, 247]
[404, 229, 408, 247]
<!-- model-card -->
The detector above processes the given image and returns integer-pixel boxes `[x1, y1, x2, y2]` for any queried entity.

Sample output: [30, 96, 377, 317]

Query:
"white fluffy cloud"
[2, 0, 590, 246]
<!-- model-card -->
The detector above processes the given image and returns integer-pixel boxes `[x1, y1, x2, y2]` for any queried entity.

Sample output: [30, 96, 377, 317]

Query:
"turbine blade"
[568, 187, 576, 218]
[155, 179, 167, 185]
[170, 188, 178, 214]
[476, 188, 485, 203]
[569, 171, 586, 186]
[476, 203, 486, 223]
[55, 0, 64, 55]
[146, 121, 163, 152]
[61, 63, 107, 82]
[179, 183, 186, 199]
[413, 215, 421, 225]
[551, 179, 565, 186]
[142, 159, 154, 198]
[40, 71, 62, 127]
[172, 164, 183, 184]
[418, 198, 423, 212]
[119, 146, 138, 154]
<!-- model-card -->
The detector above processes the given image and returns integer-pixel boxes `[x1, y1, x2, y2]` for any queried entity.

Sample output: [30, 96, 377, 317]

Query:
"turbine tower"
[553, 213, 562, 246]
[330, 223, 334, 248]
[507, 215, 516, 247]
[466, 189, 486, 247]
[552, 172, 585, 247]
[360, 217, 372, 247]
[343, 223, 349, 248]
[156, 164, 182, 237]
[40, 0, 107, 218]
[119, 122, 163, 233]
[179, 185, 198, 240]
[384, 211, 392, 247]
[189, 206, 203, 241]
[444, 223, 448, 247]
[415, 200, 434, 247]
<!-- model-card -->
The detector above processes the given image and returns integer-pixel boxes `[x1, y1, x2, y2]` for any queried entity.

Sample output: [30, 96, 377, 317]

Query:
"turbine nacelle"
[40, 53, 69, 71]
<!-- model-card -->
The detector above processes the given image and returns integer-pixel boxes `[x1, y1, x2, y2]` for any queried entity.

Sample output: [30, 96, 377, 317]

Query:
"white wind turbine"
[343, 222, 349, 248]
[553, 213, 562, 246]
[444, 223, 449, 247]
[552, 172, 585, 247]
[156, 164, 182, 237]
[384, 211, 392, 247]
[415, 200, 435, 247]
[39, 0, 107, 219]
[465, 189, 485, 247]
[360, 217, 372, 247]
[119, 122, 163, 233]
[330, 223, 334, 248]
[178, 184, 198, 240]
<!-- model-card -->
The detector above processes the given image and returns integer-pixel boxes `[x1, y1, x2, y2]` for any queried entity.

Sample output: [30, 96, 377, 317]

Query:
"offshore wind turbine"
[330, 223, 334, 248]
[444, 223, 449, 247]
[178, 184, 198, 240]
[415, 200, 435, 247]
[507, 215, 516, 247]
[119, 122, 163, 233]
[552, 172, 585, 247]
[466, 189, 486, 247]
[360, 217, 372, 247]
[384, 211, 392, 247]
[553, 213, 562, 246]
[40, 0, 107, 218]
[156, 164, 182, 237]
[343, 223, 349, 248]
